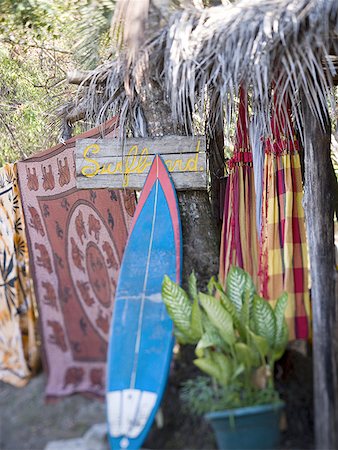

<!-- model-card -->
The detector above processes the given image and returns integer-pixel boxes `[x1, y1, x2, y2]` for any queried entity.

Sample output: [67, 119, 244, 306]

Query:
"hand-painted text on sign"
[75, 136, 207, 190]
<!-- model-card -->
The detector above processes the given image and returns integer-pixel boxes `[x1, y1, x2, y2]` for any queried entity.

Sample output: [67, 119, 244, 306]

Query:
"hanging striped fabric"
[219, 88, 259, 288]
[259, 94, 311, 340]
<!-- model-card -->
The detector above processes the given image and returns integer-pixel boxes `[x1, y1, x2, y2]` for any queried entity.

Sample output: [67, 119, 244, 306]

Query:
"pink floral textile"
[17, 119, 135, 398]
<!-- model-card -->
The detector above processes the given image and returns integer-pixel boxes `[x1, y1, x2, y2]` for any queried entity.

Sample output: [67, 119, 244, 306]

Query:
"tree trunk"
[139, 80, 220, 288]
[208, 99, 225, 234]
[302, 96, 338, 450]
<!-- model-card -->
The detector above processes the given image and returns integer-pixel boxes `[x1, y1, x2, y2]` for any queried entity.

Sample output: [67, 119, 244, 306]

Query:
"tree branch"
[67, 70, 92, 85]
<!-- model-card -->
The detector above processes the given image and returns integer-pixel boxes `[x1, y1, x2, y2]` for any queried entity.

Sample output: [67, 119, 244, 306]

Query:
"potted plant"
[162, 266, 289, 450]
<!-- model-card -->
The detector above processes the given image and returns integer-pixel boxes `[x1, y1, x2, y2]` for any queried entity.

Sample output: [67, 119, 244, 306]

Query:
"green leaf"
[195, 333, 219, 358]
[213, 280, 239, 325]
[234, 342, 253, 368]
[190, 297, 203, 341]
[202, 318, 226, 349]
[248, 330, 270, 358]
[199, 293, 235, 346]
[174, 329, 196, 345]
[274, 292, 288, 349]
[207, 276, 216, 295]
[253, 295, 276, 347]
[240, 282, 254, 330]
[194, 357, 222, 382]
[226, 266, 246, 313]
[162, 275, 192, 335]
[240, 295, 250, 329]
[217, 288, 250, 340]
[244, 272, 256, 298]
[241, 272, 256, 325]
[231, 363, 245, 380]
[273, 321, 289, 361]
[211, 352, 232, 385]
[188, 271, 198, 301]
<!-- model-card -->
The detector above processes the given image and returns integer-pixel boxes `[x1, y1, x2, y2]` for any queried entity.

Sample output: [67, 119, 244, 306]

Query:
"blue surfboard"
[106, 155, 182, 450]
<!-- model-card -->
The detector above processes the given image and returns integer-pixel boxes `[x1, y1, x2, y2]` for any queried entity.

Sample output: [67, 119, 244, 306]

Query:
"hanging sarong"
[0, 163, 39, 387]
[17, 119, 135, 398]
[259, 98, 310, 340]
[219, 89, 259, 287]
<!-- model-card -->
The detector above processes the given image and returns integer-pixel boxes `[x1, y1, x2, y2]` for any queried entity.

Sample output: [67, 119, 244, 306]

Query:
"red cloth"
[219, 88, 259, 287]
[17, 119, 135, 398]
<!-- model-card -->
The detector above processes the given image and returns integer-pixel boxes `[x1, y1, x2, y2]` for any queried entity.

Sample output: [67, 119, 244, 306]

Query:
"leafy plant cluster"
[0, 0, 88, 38]
[162, 267, 288, 414]
[180, 376, 280, 416]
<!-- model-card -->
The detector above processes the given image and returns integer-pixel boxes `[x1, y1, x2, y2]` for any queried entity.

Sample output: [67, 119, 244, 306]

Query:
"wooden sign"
[75, 135, 207, 190]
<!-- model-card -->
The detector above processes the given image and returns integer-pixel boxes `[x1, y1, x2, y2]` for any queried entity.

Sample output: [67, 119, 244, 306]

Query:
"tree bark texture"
[208, 101, 225, 234]
[139, 79, 220, 288]
[302, 96, 338, 450]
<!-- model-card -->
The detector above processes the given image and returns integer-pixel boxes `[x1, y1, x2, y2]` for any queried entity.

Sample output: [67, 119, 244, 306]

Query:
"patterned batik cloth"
[219, 89, 259, 288]
[17, 119, 136, 398]
[259, 100, 310, 340]
[0, 164, 39, 387]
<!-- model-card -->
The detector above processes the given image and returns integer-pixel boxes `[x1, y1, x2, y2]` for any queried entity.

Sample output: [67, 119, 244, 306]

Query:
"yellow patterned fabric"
[0, 164, 39, 386]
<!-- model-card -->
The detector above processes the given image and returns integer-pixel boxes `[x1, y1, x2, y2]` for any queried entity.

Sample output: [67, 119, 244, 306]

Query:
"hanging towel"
[250, 113, 265, 235]
[17, 119, 135, 398]
[259, 95, 310, 340]
[219, 88, 259, 288]
[0, 163, 39, 387]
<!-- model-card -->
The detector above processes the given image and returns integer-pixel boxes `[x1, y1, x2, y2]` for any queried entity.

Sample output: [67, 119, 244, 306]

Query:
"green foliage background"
[0, 1, 73, 164]
[0, 0, 114, 165]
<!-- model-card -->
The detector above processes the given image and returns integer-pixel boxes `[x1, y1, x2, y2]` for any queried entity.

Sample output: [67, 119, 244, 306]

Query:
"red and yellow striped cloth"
[219, 89, 259, 288]
[220, 92, 310, 340]
[259, 100, 310, 340]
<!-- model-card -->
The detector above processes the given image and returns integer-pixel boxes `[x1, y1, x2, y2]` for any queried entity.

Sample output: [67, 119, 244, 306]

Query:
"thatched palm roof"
[63, 0, 338, 140]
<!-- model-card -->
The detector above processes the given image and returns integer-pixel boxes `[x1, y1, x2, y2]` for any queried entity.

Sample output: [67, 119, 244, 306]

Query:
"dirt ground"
[0, 373, 106, 450]
[0, 348, 314, 450]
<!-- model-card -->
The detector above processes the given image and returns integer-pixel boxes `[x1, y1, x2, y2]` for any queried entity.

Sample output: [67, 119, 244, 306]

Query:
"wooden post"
[302, 96, 338, 449]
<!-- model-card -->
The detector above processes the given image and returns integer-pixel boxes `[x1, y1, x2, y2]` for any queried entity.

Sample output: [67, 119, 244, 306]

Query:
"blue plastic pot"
[205, 402, 284, 450]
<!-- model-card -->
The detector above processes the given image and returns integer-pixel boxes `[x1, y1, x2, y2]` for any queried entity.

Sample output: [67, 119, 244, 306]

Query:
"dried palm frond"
[152, 0, 338, 140]
[111, 0, 151, 66]
[64, 0, 338, 143]
[70, 57, 149, 137]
